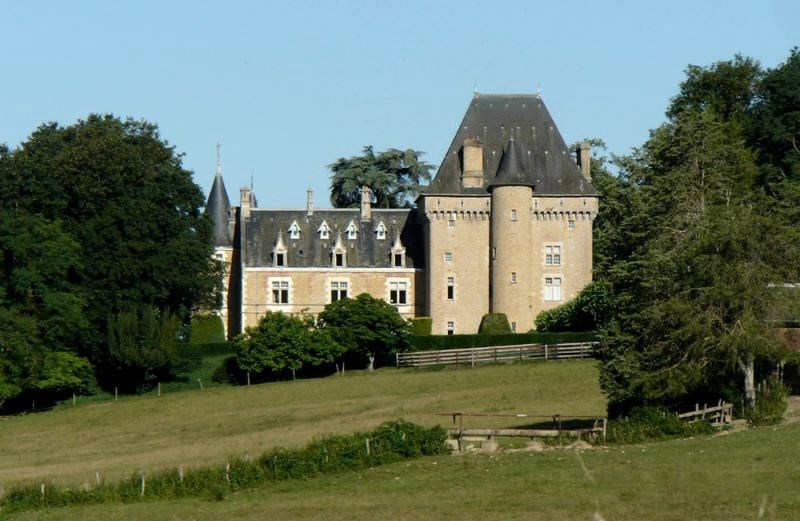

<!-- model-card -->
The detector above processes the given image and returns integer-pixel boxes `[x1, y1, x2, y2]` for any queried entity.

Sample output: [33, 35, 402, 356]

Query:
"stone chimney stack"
[240, 186, 252, 221]
[360, 185, 372, 221]
[576, 142, 591, 180]
[306, 188, 314, 216]
[462, 137, 484, 188]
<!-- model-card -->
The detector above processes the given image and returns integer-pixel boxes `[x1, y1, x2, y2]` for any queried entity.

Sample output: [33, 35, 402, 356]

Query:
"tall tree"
[329, 146, 434, 208]
[0, 114, 221, 385]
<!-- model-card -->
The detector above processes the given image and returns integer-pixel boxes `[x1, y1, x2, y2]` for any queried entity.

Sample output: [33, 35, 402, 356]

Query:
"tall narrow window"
[511, 209, 517, 221]
[389, 281, 407, 305]
[511, 272, 517, 284]
[330, 281, 348, 302]
[511, 322, 516, 333]
[394, 253, 403, 267]
[335, 253, 344, 267]
[568, 220, 575, 230]
[272, 281, 289, 304]
[276, 253, 285, 267]
[447, 276, 455, 300]
[444, 252, 452, 263]
[447, 321, 455, 335]
[545, 245, 561, 266]
[544, 277, 562, 302]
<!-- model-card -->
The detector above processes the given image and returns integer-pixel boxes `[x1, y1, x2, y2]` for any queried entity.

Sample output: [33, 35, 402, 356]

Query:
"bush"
[478, 314, 511, 334]
[189, 315, 226, 344]
[746, 379, 788, 426]
[606, 406, 715, 444]
[409, 331, 597, 351]
[0, 420, 448, 514]
[409, 317, 433, 336]
[535, 280, 614, 332]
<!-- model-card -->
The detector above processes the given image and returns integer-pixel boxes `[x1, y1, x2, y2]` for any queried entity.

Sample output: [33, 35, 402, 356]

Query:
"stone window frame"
[387, 277, 411, 306]
[345, 220, 358, 240]
[375, 221, 387, 240]
[544, 275, 562, 302]
[545, 244, 562, 267]
[328, 278, 350, 303]
[288, 220, 301, 239]
[444, 252, 452, 263]
[446, 276, 455, 301]
[269, 277, 292, 305]
[446, 321, 455, 335]
[318, 220, 331, 240]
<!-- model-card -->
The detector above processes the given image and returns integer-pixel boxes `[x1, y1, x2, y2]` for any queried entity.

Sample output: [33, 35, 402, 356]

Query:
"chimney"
[240, 186, 252, 220]
[462, 137, 484, 188]
[306, 188, 314, 216]
[576, 142, 591, 180]
[360, 185, 372, 221]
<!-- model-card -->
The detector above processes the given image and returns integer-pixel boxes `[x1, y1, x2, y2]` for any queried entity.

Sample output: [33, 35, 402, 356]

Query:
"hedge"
[409, 317, 433, 336]
[1, 420, 448, 514]
[409, 331, 597, 351]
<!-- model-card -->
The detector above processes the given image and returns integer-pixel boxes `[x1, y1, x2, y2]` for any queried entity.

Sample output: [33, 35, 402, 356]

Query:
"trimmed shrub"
[478, 314, 511, 334]
[535, 280, 614, 332]
[189, 314, 226, 344]
[409, 317, 433, 336]
[409, 331, 597, 351]
[0, 420, 448, 514]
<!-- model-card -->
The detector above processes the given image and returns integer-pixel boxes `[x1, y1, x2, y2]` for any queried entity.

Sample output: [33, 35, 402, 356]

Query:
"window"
[511, 272, 517, 284]
[394, 253, 403, 267]
[448, 219, 456, 228]
[318, 220, 331, 240]
[545, 245, 561, 266]
[345, 220, 358, 240]
[389, 281, 407, 305]
[444, 252, 452, 263]
[330, 281, 348, 302]
[375, 221, 386, 240]
[544, 277, 562, 301]
[288, 220, 301, 239]
[511, 209, 517, 221]
[276, 253, 285, 267]
[568, 220, 575, 230]
[511, 322, 516, 333]
[447, 321, 455, 335]
[272, 280, 289, 304]
[492, 247, 496, 260]
[335, 252, 344, 267]
[447, 276, 455, 300]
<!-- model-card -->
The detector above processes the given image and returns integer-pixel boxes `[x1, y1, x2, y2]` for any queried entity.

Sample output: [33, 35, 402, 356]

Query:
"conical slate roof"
[489, 138, 531, 190]
[206, 172, 232, 247]
[424, 93, 596, 196]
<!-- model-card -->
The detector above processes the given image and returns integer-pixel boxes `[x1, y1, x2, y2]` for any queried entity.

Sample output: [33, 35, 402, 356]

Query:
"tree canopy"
[0, 114, 221, 400]
[329, 146, 434, 208]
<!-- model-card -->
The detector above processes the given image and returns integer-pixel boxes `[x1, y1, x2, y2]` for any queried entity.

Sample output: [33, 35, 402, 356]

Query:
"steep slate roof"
[243, 208, 424, 269]
[425, 93, 596, 196]
[489, 137, 531, 189]
[206, 172, 232, 247]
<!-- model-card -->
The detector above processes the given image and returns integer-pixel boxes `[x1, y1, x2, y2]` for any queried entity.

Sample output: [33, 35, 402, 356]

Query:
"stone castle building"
[207, 93, 598, 338]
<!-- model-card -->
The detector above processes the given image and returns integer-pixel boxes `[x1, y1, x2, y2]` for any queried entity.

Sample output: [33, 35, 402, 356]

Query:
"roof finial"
[215, 143, 222, 176]
[536, 82, 542, 98]
[473, 81, 478, 97]
[250, 172, 254, 190]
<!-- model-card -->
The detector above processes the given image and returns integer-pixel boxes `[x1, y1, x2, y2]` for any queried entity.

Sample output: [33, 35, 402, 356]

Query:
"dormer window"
[273, 232, 287, 268]
[331, 232, 346, 267]
[375, 221, 386, 240]
[318, 220, 331, 240]
[345, 220, 358, 240]
[391, 235, 406, 268]
[288, 221, 301, 240]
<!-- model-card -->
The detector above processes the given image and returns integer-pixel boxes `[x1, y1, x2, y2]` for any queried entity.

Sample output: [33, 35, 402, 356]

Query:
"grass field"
[0, 361, 604, 488]
[7, 420, 800, 520]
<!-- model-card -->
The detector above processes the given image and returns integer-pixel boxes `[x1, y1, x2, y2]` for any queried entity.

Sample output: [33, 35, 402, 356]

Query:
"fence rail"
[396, 342, 597, 368]
[677, 400, 733, 427]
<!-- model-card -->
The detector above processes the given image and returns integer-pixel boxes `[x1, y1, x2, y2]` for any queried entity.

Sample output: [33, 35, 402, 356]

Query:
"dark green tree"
[317, 293, 411, 370]
[329, 146, 434, 208]
[0, 114, 221, 383]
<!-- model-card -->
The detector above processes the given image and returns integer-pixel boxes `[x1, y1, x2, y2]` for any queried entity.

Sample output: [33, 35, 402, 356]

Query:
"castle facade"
[207, 93, 598, 338]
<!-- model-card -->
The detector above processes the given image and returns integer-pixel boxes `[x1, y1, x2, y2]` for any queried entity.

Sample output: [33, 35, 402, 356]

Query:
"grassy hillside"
[0, 361, 604, 488]
[8, 421, 800, 520]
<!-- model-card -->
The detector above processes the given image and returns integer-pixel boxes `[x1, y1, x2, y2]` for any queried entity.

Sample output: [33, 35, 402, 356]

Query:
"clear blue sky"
[1, 0, 797, 208]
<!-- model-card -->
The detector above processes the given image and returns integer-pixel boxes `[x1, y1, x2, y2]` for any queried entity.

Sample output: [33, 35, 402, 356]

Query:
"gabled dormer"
[288, 220, 301, 240]
[345, 220, 358, 240]
[318, 220, 331, 240]
[375, 221, 387, 240]
[391, 234, 406, 268]
[331, 232, 346, 267]
[273, 231, 287, 267]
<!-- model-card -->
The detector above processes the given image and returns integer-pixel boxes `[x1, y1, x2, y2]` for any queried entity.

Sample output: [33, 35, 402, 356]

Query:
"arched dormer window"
[273, 231, 287, 267]
[375, 221, 387, 240]
[345, 220, 358, 240]
[331, 232, 346, 267]
[318, 220, 331, 240]
[288, 220, 301, 240]
[391, 234, 406, 268]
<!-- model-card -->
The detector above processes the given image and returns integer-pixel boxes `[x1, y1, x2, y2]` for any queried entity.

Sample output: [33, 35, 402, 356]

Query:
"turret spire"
[216, 143, 222, 177]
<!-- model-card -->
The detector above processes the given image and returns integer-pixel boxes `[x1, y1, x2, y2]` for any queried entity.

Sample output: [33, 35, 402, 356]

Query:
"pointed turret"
[206, 145, 232, 247]
[488, 138, 531, 190]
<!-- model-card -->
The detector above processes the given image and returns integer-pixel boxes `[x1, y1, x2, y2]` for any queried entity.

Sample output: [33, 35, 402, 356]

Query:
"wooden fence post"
[139, 470, 145, 497]
[544, 344, 548, 360]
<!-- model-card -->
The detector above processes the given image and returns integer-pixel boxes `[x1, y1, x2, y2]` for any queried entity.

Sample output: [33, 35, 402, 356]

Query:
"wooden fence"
[396, 342, 597, 368]
[678, 400, 733, 427]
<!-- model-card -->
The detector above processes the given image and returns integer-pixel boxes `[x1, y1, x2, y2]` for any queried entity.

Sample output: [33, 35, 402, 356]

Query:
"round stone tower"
[489, 138, 534, 332]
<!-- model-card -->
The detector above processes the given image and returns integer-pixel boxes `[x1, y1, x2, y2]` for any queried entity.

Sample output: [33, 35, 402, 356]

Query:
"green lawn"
[0, 361, 604, 488]
[8, 421, 800, 520]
